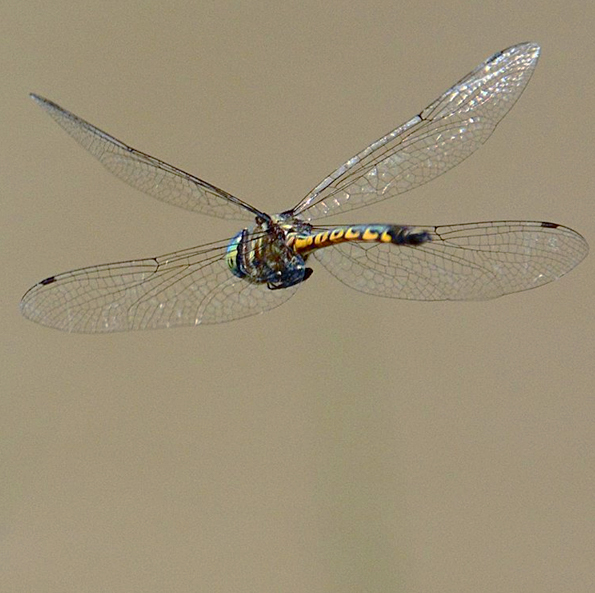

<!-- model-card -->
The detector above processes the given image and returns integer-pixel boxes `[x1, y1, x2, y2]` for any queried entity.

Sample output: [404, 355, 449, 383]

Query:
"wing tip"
[29, 92, 46, 104]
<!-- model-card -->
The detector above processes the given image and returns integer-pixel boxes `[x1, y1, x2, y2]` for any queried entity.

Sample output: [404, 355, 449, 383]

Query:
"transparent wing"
[20, 238, 299, 332]
[292, 43, 540, 220]
[313, 221, 588, 300]
[30, 94, 261, 221]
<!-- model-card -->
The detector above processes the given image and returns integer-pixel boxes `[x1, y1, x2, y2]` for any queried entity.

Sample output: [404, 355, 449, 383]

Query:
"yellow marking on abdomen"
[344, 227, 361, 240]
[314, 231, 330, 246]
[380, 230, 393, 243]
[362, 228, 379, 241]
[329, 228, 345, 242]
[293, 225, 393, 254]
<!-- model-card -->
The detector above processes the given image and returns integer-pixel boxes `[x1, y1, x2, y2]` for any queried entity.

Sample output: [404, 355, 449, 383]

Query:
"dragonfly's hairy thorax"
[225, 215, 314, 289]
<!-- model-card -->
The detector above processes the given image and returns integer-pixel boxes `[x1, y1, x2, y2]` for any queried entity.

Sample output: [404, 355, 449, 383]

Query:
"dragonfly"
[20, 42, 588, 333]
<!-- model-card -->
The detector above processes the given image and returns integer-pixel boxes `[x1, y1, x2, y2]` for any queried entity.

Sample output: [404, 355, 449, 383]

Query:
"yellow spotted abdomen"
[290, 224, 431, 255]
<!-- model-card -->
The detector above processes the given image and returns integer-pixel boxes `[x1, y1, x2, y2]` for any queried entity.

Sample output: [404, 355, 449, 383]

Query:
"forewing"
[31, 94, 259, 221]
[20, 239, 299, 332]
[314, 221, 588, 300]
[293, 43, 540, 220]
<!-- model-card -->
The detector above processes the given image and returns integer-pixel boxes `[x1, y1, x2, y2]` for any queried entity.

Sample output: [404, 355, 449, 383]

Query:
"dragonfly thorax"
[225, 217, 313, 289]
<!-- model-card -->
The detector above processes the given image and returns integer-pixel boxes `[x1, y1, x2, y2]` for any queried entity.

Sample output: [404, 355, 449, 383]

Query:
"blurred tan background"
[2, 1, 594, 592]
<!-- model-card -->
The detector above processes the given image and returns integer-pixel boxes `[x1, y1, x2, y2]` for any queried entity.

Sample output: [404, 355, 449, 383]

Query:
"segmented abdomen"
[290, 224, 431, 255]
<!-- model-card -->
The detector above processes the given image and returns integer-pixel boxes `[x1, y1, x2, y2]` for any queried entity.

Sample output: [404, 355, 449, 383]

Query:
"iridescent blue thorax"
[225, 215, 314, 289]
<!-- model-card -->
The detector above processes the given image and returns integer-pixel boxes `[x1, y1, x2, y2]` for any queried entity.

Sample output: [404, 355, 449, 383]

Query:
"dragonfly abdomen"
[291, 224, 431, 255]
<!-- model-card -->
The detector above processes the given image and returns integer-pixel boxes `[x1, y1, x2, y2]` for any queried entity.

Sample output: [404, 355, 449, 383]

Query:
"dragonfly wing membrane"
[314, 221, 588, 300]
[293, 43, 540, 220]
[30, 94, 257, 221]
[20, 241, 299, 332]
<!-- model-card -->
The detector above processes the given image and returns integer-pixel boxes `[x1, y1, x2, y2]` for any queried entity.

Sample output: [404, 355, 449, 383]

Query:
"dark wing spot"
[40, 276, 57, 286]
[540, 222, 559, 229]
